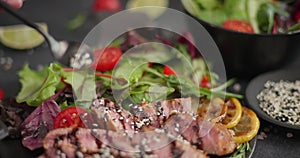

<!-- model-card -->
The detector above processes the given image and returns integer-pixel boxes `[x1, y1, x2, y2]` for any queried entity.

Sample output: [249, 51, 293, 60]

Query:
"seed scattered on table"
[286, 132, 294, 138]
[257, 80, 300, 126]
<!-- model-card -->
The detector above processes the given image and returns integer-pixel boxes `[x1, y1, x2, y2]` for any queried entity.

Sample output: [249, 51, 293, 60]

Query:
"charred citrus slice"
[198, 97, 227, 123]
[222, 98, 242, 128]
[231, 107, 260, 144]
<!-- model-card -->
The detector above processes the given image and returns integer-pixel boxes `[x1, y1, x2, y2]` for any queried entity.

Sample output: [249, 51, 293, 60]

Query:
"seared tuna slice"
[163, 113, 236, 156]
[90, 98, 136, 136]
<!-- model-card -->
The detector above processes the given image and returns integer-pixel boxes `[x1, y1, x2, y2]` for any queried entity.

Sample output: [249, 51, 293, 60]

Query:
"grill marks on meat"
[133, 98, 193, 128]
[91, 98, 136, 136]
[41, 128, 207, 158]
[90, 98, 194, 135]
[41, 97, 237, 157]
[199, 119, 236, 156]
[164, 113, 237, 156]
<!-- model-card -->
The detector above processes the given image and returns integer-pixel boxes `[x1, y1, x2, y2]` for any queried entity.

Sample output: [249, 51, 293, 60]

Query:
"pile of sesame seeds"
[257, 80, 300, 125]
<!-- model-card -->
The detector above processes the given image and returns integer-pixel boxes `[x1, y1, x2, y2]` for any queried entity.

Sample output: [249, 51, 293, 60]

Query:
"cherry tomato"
[163, 66, 177, 76]
[223, 20, 254, 33]
[0, 88, 4, 100]
[93, 0, 121, 12]
[200, 75, 211, 89]
[53, 106, 90, 129]
[91, 47, 123, 72]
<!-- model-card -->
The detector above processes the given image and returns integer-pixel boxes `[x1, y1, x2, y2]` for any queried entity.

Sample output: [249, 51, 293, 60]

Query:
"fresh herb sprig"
[230, 142, 252, 158]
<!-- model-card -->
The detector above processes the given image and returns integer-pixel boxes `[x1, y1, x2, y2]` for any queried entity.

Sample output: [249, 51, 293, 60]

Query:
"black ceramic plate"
[245, 69, 300, 130]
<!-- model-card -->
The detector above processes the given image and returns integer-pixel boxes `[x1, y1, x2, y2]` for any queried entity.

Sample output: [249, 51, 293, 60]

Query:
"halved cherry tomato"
[53, 106, 90, 129]
[163, 66, 177, 76]
[93, 0, 121, 12]
[200, 75, 211, 88]
[91, 47, 122, 72]
[223, 20, 254, 33]
[0, 88, 4, 100]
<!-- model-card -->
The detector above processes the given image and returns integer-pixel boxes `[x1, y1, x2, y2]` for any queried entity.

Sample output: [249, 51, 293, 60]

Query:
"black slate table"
[0, 1, 300, 158]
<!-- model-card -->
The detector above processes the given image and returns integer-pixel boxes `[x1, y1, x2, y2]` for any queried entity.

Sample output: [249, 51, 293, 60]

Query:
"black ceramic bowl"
[184, 9, 300, 78]
[245, 68, 300, 130]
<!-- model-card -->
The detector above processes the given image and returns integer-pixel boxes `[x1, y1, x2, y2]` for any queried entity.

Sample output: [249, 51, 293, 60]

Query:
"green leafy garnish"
[17, 63, 97, 107]
[66, 13, 87, 31]
[16, 63, 63, 106]
[257, 2, 288, 33]
[230, 142, 252, 158]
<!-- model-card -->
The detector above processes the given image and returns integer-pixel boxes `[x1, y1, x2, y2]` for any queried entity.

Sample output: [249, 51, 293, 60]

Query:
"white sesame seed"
[257, 80, 300, 125]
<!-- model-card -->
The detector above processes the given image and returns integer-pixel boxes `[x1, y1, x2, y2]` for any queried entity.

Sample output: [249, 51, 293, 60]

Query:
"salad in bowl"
[182, 0, 300, 34]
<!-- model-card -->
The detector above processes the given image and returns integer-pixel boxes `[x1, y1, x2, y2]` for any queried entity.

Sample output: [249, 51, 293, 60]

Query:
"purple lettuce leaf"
[20, 100, 60, 150]
[177, 32, 200, 58]
[121, 30, 147, 51]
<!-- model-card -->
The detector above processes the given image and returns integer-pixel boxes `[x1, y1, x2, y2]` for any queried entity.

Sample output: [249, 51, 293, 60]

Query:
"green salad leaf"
[224, 0, 249, 22]
[63, 70, 96, 107]
[16, 63, 63, 106]
[181, 0, 203, 17]
[16, 63, 97, 107]
[198, 9, 228, 26]
[195, 0, 220, 10]
[257, 2, 288, 33]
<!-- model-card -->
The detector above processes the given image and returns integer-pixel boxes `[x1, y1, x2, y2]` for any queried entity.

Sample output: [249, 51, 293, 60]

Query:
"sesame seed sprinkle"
[257, 80, 300, 126]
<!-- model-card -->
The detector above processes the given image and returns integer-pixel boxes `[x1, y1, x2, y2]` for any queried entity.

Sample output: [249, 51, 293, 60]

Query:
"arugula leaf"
[257, 2, 288, 33]
[66, 13, 86, 31]
[287, 21, 300, 33]
[16, 63, 63, 106]
[129, 83, 175, 103]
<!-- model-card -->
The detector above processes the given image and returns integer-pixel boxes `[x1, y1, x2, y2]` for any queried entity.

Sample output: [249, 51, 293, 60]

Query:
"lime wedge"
[126, 0, 169, 19]
[0, 23, 48, 50]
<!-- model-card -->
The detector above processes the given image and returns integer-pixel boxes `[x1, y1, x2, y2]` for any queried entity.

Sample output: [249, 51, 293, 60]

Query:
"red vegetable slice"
[294, 11, 300, 22]
[93, 0, 121, 12]
[200, 75, 211, 89]
[0, 88, 4, 100]
[163, 66, 177, 76]
[91, 47, 123, 72]
[223, 20, 254, 33]
[53, 106, 90, 129]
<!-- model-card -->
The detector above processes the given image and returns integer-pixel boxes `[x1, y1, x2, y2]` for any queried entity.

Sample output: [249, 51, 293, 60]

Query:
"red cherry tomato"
[93, 0, 121, 12]
[200, 75, 211, 89]
[53, 107, 90, 129]
[223, 20, 254, 33]
[0, 88, 4, 100]
[91, 47, 123, 72]
[163, 66, 177, 76]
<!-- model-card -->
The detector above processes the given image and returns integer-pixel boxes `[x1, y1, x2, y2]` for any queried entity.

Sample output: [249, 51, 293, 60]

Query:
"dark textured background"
[0, 0, 299, 157]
